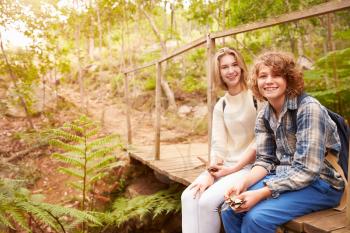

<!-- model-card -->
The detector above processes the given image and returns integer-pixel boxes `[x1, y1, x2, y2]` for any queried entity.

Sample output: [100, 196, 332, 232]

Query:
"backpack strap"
[222, 95, 257, 112]
[326, 152, 348, 211]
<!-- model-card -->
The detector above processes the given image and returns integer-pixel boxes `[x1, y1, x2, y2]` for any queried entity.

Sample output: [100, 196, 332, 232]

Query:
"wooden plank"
[130, 143, 208, 158]
[124, 73, 132, 145]
[212, 0, 350, 39]
[155, 62, 161, 160]
[304, 211, 347, 233]
[283, 209, 340, 232]
[331, 225, 350, 232]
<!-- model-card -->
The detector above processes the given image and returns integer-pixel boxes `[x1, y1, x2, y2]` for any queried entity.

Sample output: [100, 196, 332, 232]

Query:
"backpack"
[264, 93, 350, 179]
[222, 96, 257, 111]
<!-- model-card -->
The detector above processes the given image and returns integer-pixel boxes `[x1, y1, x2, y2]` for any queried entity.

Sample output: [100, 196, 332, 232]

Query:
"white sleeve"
[210, 97, 228, 163]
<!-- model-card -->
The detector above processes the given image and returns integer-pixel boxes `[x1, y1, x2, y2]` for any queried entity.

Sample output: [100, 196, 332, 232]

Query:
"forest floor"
[0, 83, 206, 207]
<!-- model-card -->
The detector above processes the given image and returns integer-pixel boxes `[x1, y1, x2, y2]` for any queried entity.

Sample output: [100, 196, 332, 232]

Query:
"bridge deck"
[129, 143, 349, 233]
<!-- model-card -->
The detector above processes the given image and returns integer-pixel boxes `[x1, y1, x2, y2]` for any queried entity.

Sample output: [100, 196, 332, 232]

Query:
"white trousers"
[181, 167, 250, 233]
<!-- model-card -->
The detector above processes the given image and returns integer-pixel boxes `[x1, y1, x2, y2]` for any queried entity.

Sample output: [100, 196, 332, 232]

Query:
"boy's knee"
[220, 206, 234, 221]
[243, 210, 268, 229]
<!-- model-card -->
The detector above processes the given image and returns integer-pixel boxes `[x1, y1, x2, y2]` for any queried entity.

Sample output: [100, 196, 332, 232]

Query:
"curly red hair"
[250, 52, 304, 101]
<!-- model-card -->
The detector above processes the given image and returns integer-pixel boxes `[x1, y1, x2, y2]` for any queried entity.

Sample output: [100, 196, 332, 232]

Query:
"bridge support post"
[155, 62, 162, 160]
[124, 73, 132, 145]
[206, 34, 216, 163]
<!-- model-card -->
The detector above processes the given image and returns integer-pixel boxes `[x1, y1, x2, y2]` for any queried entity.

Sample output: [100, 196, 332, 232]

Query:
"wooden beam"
[206, 34, 216, 163]
[123, 1, 350, 76]
[158, 36, 207, 63]
[212, 0, 350, 39]
[123, 61, 155, 74]
[154, 62, 162, 160]
[124, 73, 132, 145]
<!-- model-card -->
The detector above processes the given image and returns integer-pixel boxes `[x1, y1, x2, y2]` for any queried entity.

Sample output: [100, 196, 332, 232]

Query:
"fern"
[98, 185, 182, 228]
[0, 177, 100, 232]
[50, 115, 124, 232]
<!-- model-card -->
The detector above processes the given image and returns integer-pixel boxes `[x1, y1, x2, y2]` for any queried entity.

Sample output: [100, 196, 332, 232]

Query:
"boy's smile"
[257, 65, 287, 114]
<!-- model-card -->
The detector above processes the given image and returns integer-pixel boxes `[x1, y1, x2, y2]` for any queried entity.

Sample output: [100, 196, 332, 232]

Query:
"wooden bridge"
[124, 1, 350, 233]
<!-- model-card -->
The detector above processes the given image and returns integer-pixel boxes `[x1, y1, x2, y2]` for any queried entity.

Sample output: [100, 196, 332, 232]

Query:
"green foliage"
[50, 115, 125, 213]
[304, 47, 350, 118]
[0, 177, 101, 233]
[97, 185, 181, 228]
[143, 76, 156, 91]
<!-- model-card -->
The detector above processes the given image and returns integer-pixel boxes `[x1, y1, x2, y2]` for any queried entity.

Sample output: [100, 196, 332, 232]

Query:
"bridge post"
[124, 73, 132, 145]
[155, 62, 162, 160]
[206, 34, 216, 163]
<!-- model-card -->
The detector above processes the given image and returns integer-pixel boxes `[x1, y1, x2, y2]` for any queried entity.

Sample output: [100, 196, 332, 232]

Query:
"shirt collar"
[263, 95, 299, 120]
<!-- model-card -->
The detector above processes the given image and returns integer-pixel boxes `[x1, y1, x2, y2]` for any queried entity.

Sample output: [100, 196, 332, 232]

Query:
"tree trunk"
[96, 2, 103, 60]
[139, 6, 177, 111]
[326, 13, 342, 112]
[0, 32, 34, 129]
[74, 0, 86, 112]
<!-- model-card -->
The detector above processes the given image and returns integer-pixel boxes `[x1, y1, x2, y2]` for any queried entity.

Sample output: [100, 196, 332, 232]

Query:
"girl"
[221, 51, 344, 233]
[181, 47, 258, 233]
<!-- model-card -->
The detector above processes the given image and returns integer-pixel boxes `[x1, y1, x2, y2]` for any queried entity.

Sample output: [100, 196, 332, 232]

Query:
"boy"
[221, 52, 344, 233]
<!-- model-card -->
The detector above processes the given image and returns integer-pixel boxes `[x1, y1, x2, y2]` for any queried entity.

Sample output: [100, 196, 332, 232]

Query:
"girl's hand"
[189, 173, 214, 199]
[208, 164, 231, 178]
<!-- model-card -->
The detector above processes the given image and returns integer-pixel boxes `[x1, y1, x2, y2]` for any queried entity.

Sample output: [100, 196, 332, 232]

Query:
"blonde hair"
[213, 47, 248, 91]
[250, 51, 304, 101]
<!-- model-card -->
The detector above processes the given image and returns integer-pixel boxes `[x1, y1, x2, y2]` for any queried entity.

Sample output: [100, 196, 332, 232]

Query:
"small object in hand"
[207, 166, 219, 172]
[225, 195, 246, 209]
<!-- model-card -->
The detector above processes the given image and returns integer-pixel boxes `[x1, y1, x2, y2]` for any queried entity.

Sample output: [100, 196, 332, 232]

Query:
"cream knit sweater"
[210, 89, 257, 166]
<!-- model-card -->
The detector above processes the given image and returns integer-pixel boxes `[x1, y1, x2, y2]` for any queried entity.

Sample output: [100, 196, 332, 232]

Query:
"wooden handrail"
[123, 0, 350, 75]
[158, 36, 207, 63]
[212, 0, 350, 39]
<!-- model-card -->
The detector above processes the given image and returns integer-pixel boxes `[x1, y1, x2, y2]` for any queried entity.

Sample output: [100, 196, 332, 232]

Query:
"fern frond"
[50, 139, 84, 155]
[87, 156, 115, 173]
[6, 208, 31, 232]
[57, 167, 84, 179]
[88, 172, 107, 184]
[69, 181, 84, 191]
[35, 202, 102, 226]
[52, 153, 84, 168]
[16, 201, 60, 232]
[0, 211, 15, 230]
[51, 129, 84, 143]
[85, 128, 99, 138]
[86, 147, 115, 161]
[86, 135, 118, 150]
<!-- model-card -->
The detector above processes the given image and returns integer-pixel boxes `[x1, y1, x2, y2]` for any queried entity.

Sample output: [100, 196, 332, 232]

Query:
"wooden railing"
[123, 0, 350, 221]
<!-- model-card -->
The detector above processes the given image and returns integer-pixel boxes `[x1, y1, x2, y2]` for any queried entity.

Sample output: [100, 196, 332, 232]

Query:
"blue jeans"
[221, 176, 343, 233]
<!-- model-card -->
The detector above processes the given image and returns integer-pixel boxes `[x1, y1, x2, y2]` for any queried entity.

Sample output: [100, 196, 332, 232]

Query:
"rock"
[178, 105, 192, 117]
[193, 105, 208, 118]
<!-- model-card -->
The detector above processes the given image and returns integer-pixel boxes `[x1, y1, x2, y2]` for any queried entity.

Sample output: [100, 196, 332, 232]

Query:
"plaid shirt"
[253, 95, 344, 197]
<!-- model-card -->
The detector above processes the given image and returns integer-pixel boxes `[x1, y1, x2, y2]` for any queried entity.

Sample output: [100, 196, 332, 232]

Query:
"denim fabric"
[221, 175, 343, 233]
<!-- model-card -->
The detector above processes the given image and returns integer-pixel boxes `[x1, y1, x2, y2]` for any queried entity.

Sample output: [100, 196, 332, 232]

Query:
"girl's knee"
[181, 188, 194, 204]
